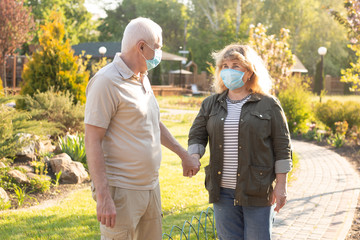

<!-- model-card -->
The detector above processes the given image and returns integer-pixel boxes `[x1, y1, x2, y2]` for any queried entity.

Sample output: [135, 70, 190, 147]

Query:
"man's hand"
[271, 175, 287, 213]
[96, 191, 117, 228]
[182, 153, 201, 178]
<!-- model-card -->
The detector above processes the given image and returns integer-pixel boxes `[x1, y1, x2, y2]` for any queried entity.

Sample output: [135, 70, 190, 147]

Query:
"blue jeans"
[213, 188, 275, 240]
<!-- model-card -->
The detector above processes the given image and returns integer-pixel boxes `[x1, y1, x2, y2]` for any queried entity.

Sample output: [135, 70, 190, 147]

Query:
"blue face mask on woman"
[142, 43, 162, 71]
[220, 68, 246, 90]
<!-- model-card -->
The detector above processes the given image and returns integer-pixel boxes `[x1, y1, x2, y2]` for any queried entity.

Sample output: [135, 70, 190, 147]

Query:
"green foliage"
[25, 0, 98, 45]
[54, 170, 62, 187]
[257, 0, 349, 77]
[13, 185, 36, 208]
[340, 44, 360, 91]
[0, 77, 3, 95]
[29, 177, 51, 193]
[277, 76, 313, 133]
[58, 134, 87, 169]
[0, 198, 11, 211]
[98, 0, 185, 53]
[21, 11, 89, 104]
[20, 88, 85, 136]
[0, 104, 27, 159]
[315, 100, 360, 133]
[249, 23, 294, 93]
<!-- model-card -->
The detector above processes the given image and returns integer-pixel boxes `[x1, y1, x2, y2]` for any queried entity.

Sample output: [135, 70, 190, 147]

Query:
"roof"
[72, 42, 187, 61]
[169, 69, 193, 75]
[291, 55, 308, 73]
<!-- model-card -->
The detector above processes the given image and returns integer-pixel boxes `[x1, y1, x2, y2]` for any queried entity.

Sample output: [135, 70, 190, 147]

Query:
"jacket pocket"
[204, 165, 213, 191]
[249, 111, 271, 137]
[246, 165, 273, 198]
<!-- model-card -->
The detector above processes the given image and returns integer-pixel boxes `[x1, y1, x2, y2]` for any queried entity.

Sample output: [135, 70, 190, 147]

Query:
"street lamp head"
[99, 46, 107, 56]
[318, 47, 327, 56]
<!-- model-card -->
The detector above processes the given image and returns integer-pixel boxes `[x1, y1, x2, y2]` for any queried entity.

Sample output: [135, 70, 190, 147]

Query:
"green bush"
[20, 12, 89, 104]
[277, 76, 313, 133]
[20, 88, 85, 136]
[315, 100, 360, 133]
[58, 133, 87, 169]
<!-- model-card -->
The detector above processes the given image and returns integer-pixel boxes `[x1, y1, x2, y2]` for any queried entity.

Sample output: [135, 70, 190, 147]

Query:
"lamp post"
[99, 46, 107, 58]
[317, 46, 327, 98]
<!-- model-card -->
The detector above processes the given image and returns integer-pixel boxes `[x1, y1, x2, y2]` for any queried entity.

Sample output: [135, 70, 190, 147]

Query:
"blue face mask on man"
[220, 68, 246, 90]
[142, 43, 162, 71]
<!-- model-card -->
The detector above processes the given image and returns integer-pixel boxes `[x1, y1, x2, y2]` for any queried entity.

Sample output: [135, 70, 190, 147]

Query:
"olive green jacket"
[188, 91, 292, 206]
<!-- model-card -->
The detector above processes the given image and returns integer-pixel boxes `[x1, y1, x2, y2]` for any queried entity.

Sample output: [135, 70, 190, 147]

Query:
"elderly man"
[85, 17, 200, 240]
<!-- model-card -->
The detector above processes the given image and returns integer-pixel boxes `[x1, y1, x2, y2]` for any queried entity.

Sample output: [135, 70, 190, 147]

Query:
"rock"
[16, 133, 38, 155]
[35, 140, 56, 154]
[26, 173, 51, 182]
[18, 165, 34, 173]
[8, 169, 30, 184]
[14, 153, 36, 163]
[49, 153, 88, 184]
[0, 187, 9, 203]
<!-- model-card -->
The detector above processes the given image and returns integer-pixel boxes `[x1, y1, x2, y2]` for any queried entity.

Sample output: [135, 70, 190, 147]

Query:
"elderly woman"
[188, 44, 292, 240]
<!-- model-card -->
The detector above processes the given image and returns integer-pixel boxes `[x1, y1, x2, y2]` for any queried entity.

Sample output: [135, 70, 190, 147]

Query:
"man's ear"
[137, 41, 145, 52]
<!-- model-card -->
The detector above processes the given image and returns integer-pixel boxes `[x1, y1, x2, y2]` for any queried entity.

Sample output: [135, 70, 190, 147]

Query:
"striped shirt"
[221, 95, 251, 189]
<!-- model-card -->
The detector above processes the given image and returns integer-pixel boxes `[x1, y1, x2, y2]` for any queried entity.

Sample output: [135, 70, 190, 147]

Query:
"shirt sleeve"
[84, 74, 120, 129]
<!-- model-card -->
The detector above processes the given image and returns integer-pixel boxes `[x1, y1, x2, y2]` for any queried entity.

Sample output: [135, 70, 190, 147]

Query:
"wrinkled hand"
[271, 181, 287, 213]
[182, 153, 201, 178]
[96, 191, 117, 228]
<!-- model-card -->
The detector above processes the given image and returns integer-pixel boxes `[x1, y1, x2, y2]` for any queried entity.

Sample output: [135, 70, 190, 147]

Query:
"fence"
[162, 207, 217, 240]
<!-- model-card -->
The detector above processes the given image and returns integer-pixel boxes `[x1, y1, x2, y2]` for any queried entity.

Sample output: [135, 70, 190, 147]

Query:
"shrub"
[20, 11, 89, 104]
[58, 133, 87, 169]
[29, 177, 51, 193]
[315, 100, 360, 133]
[20, 88, 85, 136]
[0, 77, 3, 96]
[277, 76, 313, 134]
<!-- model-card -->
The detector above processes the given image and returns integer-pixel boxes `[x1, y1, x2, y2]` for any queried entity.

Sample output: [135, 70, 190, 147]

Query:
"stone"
[8, 169, 30, 184]
[49, 153, 88, 184]
[35, 140, 56, 154]
[0, 187, 9, 203]
[18, 165, 34, 173]
[26, 172, 51, 182]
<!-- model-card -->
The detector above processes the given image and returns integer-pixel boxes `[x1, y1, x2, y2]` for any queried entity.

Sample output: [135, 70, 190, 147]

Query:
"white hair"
[121, 17, 163, 52]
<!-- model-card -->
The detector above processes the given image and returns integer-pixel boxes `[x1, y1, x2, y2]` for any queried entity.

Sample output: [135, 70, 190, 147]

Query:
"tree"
[331, 0, 360, 92]
[0, 0, 34, 84]
[98, 0, 185, 53]
[249, 24, 294, 93]
[186, 0, 257, 72]
[25, 0, 98, 45]
[21, 12, 89, 104]
[255, 0, 349, 77]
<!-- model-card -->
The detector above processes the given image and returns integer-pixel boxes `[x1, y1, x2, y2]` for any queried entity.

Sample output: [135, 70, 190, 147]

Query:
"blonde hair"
[121, 17, 163, 52]
[212, 44, 272, 94]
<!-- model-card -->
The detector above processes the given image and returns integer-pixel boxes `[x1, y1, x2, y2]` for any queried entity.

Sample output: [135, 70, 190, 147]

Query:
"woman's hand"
[272, 173, 288, 212]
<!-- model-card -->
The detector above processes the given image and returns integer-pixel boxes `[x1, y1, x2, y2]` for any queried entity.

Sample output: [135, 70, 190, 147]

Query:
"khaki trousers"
[93, 184, 162, 240]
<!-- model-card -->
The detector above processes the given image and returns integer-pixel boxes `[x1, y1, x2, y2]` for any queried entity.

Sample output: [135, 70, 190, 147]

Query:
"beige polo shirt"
[84, 53, 161, 190]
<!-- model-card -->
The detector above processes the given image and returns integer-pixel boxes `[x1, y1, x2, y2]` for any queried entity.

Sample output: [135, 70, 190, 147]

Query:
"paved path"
[273, 140, 360, 240]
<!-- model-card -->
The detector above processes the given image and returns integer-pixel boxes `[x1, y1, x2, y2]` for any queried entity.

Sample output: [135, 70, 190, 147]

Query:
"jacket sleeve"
[270, 98, 293, 174]
[188, 99, 210, 158]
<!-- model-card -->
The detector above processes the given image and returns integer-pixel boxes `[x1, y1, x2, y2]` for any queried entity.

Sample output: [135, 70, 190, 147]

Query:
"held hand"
[182, 153, 201, 178]
[96, 191, 117, 228]
[271, 181, 287, 213]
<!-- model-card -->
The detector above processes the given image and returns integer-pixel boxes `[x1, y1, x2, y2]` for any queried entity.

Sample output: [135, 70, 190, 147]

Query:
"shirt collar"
[113, 53, 147, 81]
